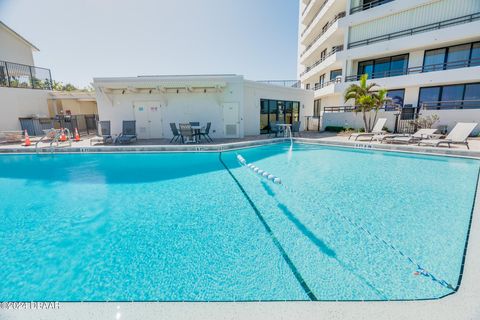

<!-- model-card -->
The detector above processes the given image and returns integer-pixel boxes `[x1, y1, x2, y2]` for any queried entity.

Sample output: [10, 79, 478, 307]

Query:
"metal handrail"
[300, 11, 346, 58]
[421, 100, 480, 110]
[345, 57, 480, 82]
[300, 45, 344, 77]
[312, 77, 342, 91]
[301, 0, 331, 37]
[0, 59, 52, 90]
[350, 0, 394, 14]
[348, 12, 480, 49]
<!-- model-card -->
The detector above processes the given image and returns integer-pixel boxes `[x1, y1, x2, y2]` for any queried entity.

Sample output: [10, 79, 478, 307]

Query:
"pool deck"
[1, 132, 480, 159]
[1, 132, 480, 320]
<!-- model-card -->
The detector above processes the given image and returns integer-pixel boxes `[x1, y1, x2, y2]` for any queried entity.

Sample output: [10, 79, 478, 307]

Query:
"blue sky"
[0, 0, 300, 88]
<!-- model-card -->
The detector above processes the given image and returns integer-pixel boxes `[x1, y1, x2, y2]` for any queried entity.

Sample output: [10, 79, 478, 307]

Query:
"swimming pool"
[0, 143, 478, 301]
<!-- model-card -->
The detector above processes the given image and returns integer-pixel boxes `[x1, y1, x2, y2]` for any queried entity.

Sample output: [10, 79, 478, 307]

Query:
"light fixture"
[204, 89, 207, 93]
[176, 89, 179, 94]
[149, 89, 152, 94]
[122, 90, 125, 95]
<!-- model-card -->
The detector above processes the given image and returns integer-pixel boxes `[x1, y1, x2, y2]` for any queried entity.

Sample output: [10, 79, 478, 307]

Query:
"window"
[418, 87, 441, 108]
[470, 42, 480, 67]
[330, 69, 342, 81]
[305, 83, 310, 90]
[357, 54, 408, 79]
[314, 99, 321, 116]
[320, 49, 327, 60]
[419, 83, 480, 109]
[260, 99, 300, 134]
[441, 85, 464, 102]
[386, 89, 405, 110]
[424, 41, 480, 71]
[464, 83, 480, 109]
[358, 60, 373, 78]
[446, 44, 471, 69]
[423, 48, 446, 72]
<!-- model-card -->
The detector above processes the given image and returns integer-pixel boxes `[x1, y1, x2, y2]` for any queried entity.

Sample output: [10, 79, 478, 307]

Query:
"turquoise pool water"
[0, 143, 478, 301]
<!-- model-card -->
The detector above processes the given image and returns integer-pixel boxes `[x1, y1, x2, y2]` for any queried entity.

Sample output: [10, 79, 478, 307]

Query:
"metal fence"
[19, 115, 98, 136]
[0, 60, 52, 90]
[350, 0, 394, 14]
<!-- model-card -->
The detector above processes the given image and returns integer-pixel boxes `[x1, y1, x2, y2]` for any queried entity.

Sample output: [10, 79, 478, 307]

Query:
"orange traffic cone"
[24, 130, 31, 147]
[74, 128, 80, 142]
[60, 129, 67, 142]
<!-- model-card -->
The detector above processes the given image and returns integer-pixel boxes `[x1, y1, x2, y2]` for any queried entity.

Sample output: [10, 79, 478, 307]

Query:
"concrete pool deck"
[1, 132, 480, 320]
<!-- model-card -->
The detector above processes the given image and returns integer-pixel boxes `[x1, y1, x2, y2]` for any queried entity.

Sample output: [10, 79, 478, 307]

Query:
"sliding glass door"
[260, 99, 300, 134]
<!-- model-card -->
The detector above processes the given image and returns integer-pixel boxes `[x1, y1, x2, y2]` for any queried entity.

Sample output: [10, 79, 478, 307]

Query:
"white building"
[0, 20, 52, 132]
[298, 0, 480, 133]
[93, 75, 313, 139]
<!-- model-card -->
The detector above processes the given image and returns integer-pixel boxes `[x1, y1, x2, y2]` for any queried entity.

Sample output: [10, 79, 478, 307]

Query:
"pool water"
[0, 143, 478, 301]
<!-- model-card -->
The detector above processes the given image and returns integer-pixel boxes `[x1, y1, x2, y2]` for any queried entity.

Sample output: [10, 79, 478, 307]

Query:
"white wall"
[0, 25, 35, 65]
[96, 81, 244, 139]
[0, 87, 50, 131]
[323, 110, 397, 131]
[422, 109, 480, 135]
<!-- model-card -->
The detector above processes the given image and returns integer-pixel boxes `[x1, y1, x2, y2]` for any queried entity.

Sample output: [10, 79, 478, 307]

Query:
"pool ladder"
[35, 128, 72, 154]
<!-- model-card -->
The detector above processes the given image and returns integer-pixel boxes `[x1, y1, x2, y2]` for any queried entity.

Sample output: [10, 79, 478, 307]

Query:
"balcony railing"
[324, 105, 357, 112]
[256, 80, 301, 88]
[345, 57, 480, 82]
[348, 12, 480, 49]
[350, 0, 394, 14]
[300, 45, 344, 77]
[301, 0, 330, 37]
[421, 100, 480, 110]
[300, 11, 346, 58]
[302, 0, 313, 16]
[311, 77, 342, 91]
[0, 60, 52, 90]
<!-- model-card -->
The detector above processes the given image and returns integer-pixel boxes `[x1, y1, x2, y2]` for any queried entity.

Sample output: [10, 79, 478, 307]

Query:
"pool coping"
[1, 137, 480, 160]
[1, 138, 480, 319]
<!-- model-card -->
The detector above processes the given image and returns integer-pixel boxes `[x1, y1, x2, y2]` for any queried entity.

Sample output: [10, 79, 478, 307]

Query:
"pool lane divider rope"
[218, 152, 318, 301]
[236, 153, 456, 292]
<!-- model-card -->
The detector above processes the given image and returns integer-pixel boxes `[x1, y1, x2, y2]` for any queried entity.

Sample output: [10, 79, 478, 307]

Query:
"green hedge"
[324, 126, 356, 132]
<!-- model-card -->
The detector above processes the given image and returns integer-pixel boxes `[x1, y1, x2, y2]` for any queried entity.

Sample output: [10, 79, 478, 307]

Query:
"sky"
[0, 0, 300, 88]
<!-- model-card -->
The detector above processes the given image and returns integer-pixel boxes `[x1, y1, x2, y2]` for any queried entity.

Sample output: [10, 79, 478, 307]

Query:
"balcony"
[300, 11, 346, 59]
[302, 0, 313, 16]
[0, 60, 52, 90]
[256, 80, 301, 88]
[348, 12, 480, 49]
[350, 0, 394, 14]
[300, 45, 344, 77]
[301, 0, 330, 38]
[345, 56, 480, 82]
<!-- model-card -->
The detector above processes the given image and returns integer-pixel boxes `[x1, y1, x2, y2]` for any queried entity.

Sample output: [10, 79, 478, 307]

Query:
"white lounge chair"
[418, 122, 477, 149]
[383, 128, 438, 144]
[349, 118, 387, 141]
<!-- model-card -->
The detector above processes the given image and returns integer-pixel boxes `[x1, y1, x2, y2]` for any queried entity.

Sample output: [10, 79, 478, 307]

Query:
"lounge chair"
[198, 122, 213, 142]
[169, 123, 181, 143]
[418, 122, 477, 149]
[116, 120, 137, 144]
[90, 121, 113, 145]
[179, 123, 196, 144]
[291, 121, 301, 137]
[349, 118, 387, 141]
[383, 128, 438, 144]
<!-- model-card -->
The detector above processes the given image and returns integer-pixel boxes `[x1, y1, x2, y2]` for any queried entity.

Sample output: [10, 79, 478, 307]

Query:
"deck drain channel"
[218, 152, 317, 301]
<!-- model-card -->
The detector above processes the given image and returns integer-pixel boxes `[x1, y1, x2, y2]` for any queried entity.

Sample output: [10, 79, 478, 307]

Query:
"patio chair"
[116, 120, 137, 144]
[90, 121, 113, 145]
[418, 122, 478, 149]
[169, 123, 181, 143]
[349, 118, 387, 141]
[269, 121, 282, 138]
[198, 122, 213, 142]
[179, 123, 196, 144]
[383, 128, 438, 144]
[291, 121, 301, 137]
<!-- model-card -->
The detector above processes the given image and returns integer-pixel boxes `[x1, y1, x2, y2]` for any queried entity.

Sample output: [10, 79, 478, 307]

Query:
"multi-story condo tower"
[298, 0, 480, 121]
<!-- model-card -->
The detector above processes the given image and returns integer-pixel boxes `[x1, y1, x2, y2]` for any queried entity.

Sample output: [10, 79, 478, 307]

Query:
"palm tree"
[344, 74, 389, 132]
